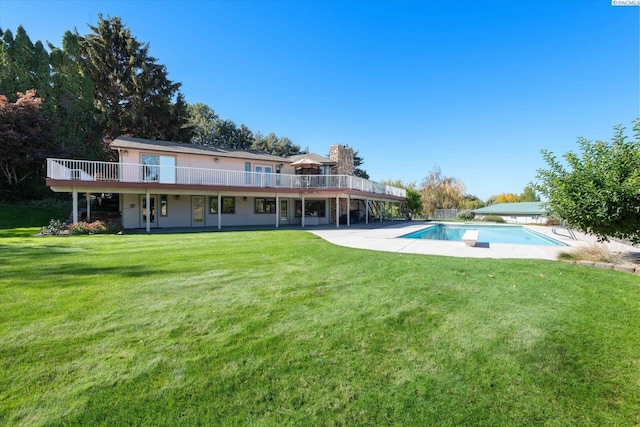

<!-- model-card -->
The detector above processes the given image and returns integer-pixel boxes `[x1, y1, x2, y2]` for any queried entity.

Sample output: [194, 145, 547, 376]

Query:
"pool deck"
[308, 221, 640, 261]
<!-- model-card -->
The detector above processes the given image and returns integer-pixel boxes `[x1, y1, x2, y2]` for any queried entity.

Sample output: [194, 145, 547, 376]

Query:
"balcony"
[46, 158, 406, 198]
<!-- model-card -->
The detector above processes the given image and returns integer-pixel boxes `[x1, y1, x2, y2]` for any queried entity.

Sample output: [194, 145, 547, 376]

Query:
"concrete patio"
[308, 221, 640, 261]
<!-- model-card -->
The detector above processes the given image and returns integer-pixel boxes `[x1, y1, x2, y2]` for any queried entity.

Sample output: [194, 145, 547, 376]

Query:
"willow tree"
[77, 15, 190, 146]
[420, 165, 466, 218]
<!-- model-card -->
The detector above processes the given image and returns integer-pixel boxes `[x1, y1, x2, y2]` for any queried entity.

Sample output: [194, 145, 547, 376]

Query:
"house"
[473, 202, 547, 224]
[45, 136, 407, 231]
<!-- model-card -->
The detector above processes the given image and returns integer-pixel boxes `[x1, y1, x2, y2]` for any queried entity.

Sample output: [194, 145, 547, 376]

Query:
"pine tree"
[48, 31, 102, 158]
[77, 15, 189, 145]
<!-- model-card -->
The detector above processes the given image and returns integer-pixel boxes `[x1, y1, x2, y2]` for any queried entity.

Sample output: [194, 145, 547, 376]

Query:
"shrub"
[457, 210, 475, 221]
[558, 244, 623, 264]
[40, 219, 68, 235]
[545, 218, 561, 226]
[69, 220, 122, 235]
[482, 215, 506, 223]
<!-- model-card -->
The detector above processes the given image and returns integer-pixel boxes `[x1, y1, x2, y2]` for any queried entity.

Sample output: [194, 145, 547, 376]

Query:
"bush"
[558, 244, 623, 264]
[545, 218, 561, 226]
[482, 215, 506, 223]
[40, 219, 68, 235]
[69, 220, 122, 235]
[457, 210, 475, 221]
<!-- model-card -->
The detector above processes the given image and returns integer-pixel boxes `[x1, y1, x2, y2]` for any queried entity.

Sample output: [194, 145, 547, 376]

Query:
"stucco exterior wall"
[121, 193, 330, 229]
[119, 147, 295, 174]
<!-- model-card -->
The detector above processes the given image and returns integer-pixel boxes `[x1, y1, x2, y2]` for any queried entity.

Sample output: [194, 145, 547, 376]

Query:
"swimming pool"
[400, 224, 566, 246]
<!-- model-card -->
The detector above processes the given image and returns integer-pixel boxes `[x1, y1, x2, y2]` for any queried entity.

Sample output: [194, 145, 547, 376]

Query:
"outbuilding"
[473, 202, 547, 224]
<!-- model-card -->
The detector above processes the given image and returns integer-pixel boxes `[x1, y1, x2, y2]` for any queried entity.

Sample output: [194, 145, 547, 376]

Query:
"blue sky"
[1, 0, 638, 200]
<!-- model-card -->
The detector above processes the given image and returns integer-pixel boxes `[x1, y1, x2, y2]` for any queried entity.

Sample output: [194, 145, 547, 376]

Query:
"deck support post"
[301, 195, 305, 227]
[86, 193, 91, 222]
[365, 198, 369, 224]
[145, 191, 150, 233]
[217, 193, 222, 230]
[347, 195, 351, 227]
[72, 189, 78, 224]
[275, 195, 280, 228]
[336, 196, 339, 228]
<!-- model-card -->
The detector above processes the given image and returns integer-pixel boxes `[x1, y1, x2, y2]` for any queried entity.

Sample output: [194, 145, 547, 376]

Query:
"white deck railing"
[46, 158, 406, 198]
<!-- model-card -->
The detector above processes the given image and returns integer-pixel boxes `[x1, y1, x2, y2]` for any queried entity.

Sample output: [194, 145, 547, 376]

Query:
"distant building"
[473, 202, 547, 224]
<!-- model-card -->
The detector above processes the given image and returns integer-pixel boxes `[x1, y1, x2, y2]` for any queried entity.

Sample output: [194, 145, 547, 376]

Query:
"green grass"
[1, 208, 640, 425]
[0, 204, 68, 238]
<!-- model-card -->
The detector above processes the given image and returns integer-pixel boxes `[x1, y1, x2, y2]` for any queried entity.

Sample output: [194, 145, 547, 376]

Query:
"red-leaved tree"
[0, 89, 51, 185]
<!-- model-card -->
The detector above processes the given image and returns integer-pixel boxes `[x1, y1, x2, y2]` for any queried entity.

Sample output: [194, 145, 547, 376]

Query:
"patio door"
[192, 196, 205, 226]
[140, 196, 156, 228]
[254, 165, 273, 187]
[280, 199, 288, 224]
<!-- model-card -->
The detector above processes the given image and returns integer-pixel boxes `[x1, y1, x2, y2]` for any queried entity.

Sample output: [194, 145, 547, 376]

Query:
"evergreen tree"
[77, 15, 188, 145]
[48, 31, 102, 158]
[187, 102, 219, 145]
[252, 132, 304, 156]
[353, 149, 369, 179]
[0, 26, 51, 100]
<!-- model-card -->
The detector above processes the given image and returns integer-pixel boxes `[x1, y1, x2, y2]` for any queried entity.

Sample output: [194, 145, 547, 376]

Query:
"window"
[142, 154, 176, 183]
[210, 196, 235, 214]
[160, 195, 168, 216]
[255, 198, 277, 213]
[295, 200, 326, 217]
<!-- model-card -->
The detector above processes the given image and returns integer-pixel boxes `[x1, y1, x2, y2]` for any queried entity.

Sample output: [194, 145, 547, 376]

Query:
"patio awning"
[290, 157, 322, 167]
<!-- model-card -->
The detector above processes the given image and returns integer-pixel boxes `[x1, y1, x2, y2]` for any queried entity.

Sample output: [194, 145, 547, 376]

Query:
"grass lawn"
[1, 213, 639, 425]
[0, 204, 68, 238]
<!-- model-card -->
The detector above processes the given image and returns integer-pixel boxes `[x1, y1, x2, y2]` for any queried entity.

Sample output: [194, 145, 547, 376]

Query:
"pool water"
[400, 224, 566, 247]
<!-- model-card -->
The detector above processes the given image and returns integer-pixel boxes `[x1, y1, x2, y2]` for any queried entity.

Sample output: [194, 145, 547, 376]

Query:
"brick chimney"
[329, 145, 355, 176]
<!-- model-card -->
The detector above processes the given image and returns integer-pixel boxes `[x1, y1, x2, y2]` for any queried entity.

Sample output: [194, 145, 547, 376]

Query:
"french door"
[140, 196, 156, 227]
[254, 165, 273, 186]
[192, 196, 205, 226]
[280, 199, 288, 223]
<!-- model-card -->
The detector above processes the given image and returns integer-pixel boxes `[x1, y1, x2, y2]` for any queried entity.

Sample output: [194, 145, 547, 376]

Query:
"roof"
[110, 136, 290, 163]
[474, 202, 546, 215]
[287, 153, 335, 166]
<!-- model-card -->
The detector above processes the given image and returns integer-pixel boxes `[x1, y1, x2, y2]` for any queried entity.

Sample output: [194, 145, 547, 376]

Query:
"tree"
[252, 132, 304, 156]
[77, 15, 189, 146]
[419, 165, 466, 217]
[519, 185, 540, 202]
[488, 193, 520, 204]
[0, 90, 51, 185]
[353, 149, 369, 179]
[48, 31, 102, 159]
[187, 102, 218, 145]
[462, 194, 485, 210]
[381, 179, 422, 218]
[235, 124, 255, 150]
[534, 120, 640, 243]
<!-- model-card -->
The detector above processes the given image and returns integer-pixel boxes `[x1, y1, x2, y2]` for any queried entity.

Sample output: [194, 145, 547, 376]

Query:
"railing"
[47, 158, 406, 198]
